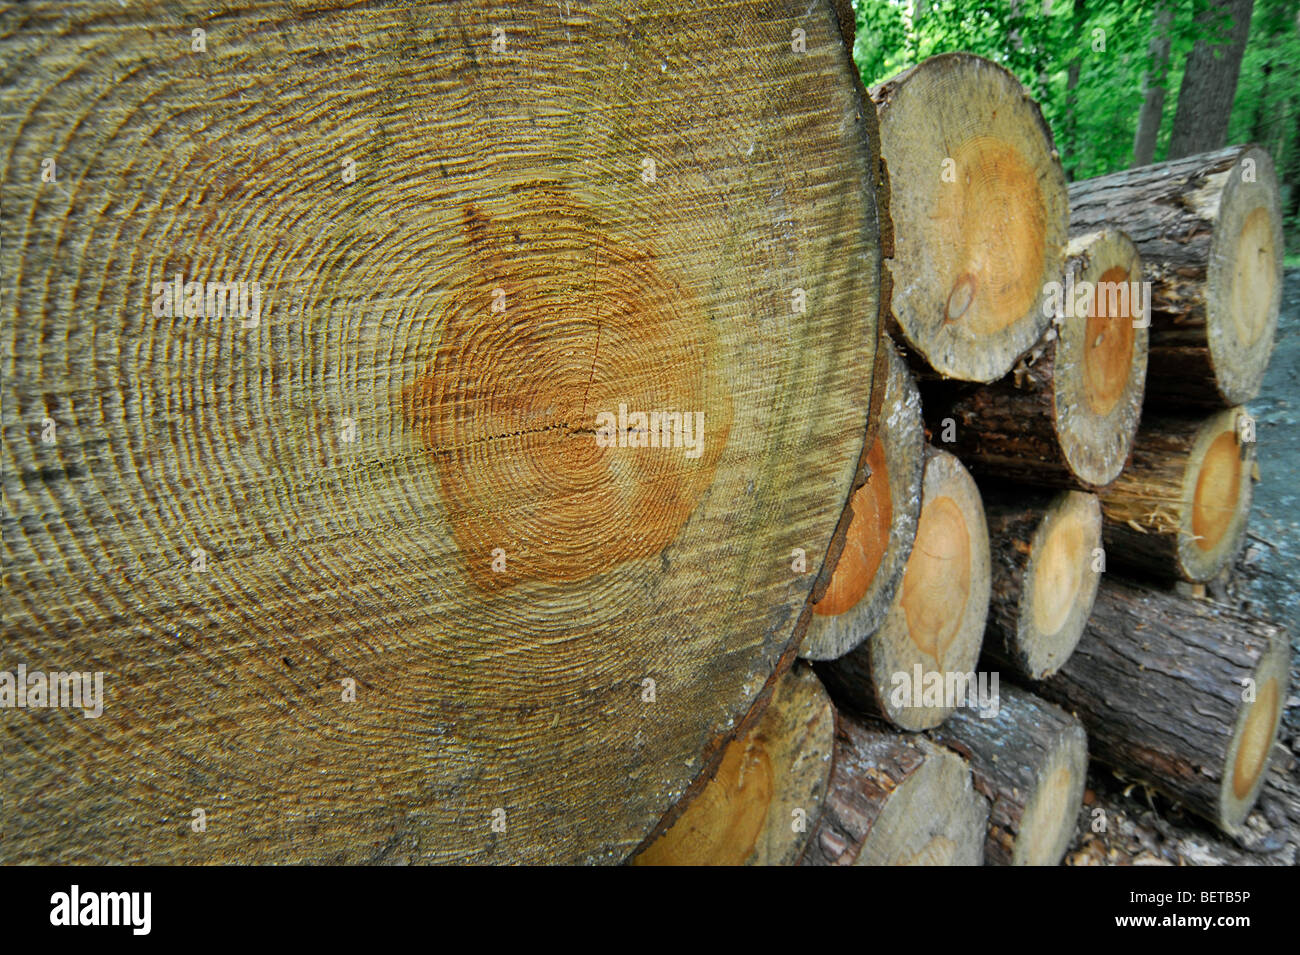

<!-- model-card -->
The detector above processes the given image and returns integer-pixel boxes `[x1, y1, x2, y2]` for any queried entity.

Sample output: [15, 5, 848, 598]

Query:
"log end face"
[1055, 229, 1149, 489]
[633, 667, 836, 867]
[1177, 408, 1254, 582]
[803, 345, 924, 661]
[1220, 634, 1288, 831]
[1206, 147, 1284, 406]
[814, 436, 892, 618]
[857, 739, 987, 866]
[878, 55, 1065, 383]
[876, 449, 990, 729]
[1020, 491, 1103, 680]
[1014, 720, 1088, 866]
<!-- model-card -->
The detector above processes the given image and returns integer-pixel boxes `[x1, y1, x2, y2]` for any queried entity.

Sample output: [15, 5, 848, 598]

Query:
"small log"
[871, 53, 1067, 383]
[631, 665, 835, 866]
[819, 447, 991, 729]
[800, 714, 988, 865]
[1068, 145, 1284, 406]
[803, 340, 925, 660]
[983, 487, 1103, 681]
[930, 229, 1148, 489]
[1039, 577, 1289, 833]
[1099, 407, 1255, 582]
[929, 684, 1088, 866]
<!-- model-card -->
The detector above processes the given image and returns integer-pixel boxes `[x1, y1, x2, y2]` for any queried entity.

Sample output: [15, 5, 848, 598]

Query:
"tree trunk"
[1062, 0, 1088, 178]
[929, 684, 1088, 866]
[804, 340, 925, 661]
[928, 229, 1148, 489]
[870, 53, 1068, 383]
[0, 0, 886, 865]
[1039, 578, 1289, 833]
[982, 487, 1103, 681]
[1069, 145, 1284, 407]
[1167, 0, 1256, 160]
[818, 447, 991, 730]
[631, 666, 836, 866]
[1098, 407, 1255, 583]
[1132, 4, 1175, 167]
[800, 714, 988, 865]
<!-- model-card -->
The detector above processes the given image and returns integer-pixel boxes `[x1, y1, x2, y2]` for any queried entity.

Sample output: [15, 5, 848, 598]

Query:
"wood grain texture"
[0, 0, 884, 863]
[803, 339, 923, 661]
[630, 664, 835, 866]
[871, 53, 1066, 384]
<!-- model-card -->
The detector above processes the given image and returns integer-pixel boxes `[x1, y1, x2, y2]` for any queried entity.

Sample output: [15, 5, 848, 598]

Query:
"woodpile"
[1, 5, 1291, 868]
[627, 48, 1287, 864]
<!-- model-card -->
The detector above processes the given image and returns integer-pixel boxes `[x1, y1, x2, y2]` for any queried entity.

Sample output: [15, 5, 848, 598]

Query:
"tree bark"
[1069, 145, 1284, 407]
[0, 0, 886, 865]
[929, 683, 1088, 866]
[800, 714, 988, 865]
[870, 53, 1067, 383]
[1167, 0, 1256, 159]
[1039, 577, 1289, 833]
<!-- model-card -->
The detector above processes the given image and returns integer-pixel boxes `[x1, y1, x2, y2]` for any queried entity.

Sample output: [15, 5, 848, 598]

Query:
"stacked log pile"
[2, 4, 1292, 867]
[637, 47, 1290, 867]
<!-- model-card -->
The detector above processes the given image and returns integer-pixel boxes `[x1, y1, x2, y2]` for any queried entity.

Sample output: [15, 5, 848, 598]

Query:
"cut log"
[0, 0, 886, 864]
[803, 340, 924, 661]
[630, 665, 835, 866]
[800, 715, 988, 865]
[818, 447, 990, 729]
[1098, 407, 1255, 582]
[1039, 577, 1290, 833]
[871, 53, 1068, 383]
[983, 487, 1103, 681]
[930, 229, 1148, 489]
[1068, 145, 1284, 407]
[929, 684, 1088, 866]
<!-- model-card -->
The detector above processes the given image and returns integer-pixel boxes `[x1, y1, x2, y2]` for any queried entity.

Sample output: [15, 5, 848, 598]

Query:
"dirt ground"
[1066, 268, 1300, 866]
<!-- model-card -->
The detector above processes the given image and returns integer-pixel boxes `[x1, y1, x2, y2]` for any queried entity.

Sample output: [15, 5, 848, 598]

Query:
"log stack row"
[635, 48, 1289, 865]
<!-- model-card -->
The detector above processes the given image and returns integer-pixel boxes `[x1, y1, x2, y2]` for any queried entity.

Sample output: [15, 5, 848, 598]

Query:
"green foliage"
[849, 0, 1299, 191]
